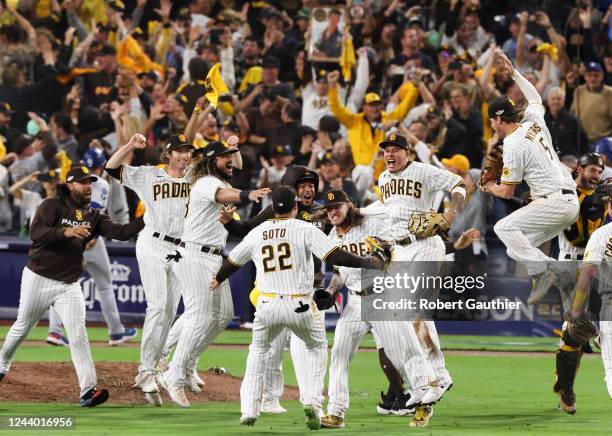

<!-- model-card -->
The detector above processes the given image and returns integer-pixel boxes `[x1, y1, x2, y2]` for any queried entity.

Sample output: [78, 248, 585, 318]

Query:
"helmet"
[281, 165, 319, 192]
[82, 148, 107, 169]
[577, 152, 604, 170]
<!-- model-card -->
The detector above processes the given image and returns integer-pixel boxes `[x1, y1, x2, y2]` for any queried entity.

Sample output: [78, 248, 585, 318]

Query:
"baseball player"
[554, 153, 609, 310]
[48, 149, 138, 346]
[105, 133, 193, 407]
[210, 186, 388, 429]
[479, 49, 580, 304]
[320, 190, 482, 428]
[377, 132, 467, 426]
[160, 140, 270, 408]
[0, 166, 144, 406]
[555, 216, 612, 414]
[219, 165, 327, 413]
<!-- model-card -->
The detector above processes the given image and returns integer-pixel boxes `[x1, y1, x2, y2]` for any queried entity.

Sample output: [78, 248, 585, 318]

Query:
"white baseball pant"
[241, 294, 327, 418]
[494, 194, 579, 275]
[262, 328, 291, 405]
[0, 267, 97, 397]
[393, 236, 451, 384]
[160, 315, 201, 377]
[136, 230, 182, 375]
[326, 291, 429, 418]
[165, 242, 233, 385]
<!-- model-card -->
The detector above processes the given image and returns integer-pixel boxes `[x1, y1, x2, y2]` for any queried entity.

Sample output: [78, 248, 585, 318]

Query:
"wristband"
[239, 190, 251, 202]
[193, 106, 202, 114]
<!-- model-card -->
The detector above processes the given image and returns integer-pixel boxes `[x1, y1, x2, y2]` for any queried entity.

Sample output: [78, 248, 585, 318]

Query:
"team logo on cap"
[179, 134, 187, 143]
[82, 167, 90, 174]
[276, 146, 283, 152]
[327, 192, 335, 200]
[508, 98, 515, 107]
[76, 209, 83, 221]
[389, 133, 396, 141]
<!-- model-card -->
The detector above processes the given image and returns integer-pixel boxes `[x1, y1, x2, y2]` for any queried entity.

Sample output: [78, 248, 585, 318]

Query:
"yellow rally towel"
[117, 36, 164, 78]
[56, 68, 98, 86]
[239, 66, 263, 93]
[0, 139, 6, 160]
[81, 0, 108, 25]
[205, 63, 229, 108]
[56, 150, 73, 183]
[339, 36, 356, 82]
[536, 43, 558, 62]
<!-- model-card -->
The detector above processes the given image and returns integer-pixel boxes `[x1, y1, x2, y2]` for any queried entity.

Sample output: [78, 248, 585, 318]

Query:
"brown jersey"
[28, 194, 144, 283]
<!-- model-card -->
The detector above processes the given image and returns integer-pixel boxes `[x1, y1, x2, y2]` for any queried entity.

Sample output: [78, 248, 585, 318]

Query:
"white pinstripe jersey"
[583, 222, 612, 294]
[329, 217, 392, 292]
[228, 218, 337, 295]
[500, 104, 576, 197]
[119, 164, 190, 238]
[378, 161, 463, 240]
[181, 175, 231, 248]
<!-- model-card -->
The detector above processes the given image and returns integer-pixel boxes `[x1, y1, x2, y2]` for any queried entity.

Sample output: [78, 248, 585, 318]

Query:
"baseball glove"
[313, 289, 337, 311]
[479, 143, 504, 187]
[365, 236, 393, 267]
[406, 212, 450, 238]
[564, 312, 598, 345]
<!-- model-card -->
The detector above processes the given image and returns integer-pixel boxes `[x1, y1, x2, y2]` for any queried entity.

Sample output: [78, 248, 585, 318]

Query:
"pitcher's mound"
[0, 362, 299, 405]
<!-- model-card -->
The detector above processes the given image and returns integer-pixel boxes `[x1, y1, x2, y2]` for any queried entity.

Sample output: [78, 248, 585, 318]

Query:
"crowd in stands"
[0, 0, 611, 261]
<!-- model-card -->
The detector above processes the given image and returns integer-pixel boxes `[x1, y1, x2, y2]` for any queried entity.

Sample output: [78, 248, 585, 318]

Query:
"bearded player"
[0, 166, 144, 406]
[159, 140, 269, 408]
[479, 49, 580, 304]
[555, 211, 612, 414]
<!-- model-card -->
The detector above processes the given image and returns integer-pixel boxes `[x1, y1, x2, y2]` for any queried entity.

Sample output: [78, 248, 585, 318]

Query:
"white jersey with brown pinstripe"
[378, 161, 463, 240]
[500, 104, 575, 197]
[118, 164, 191, 238]
[328, 217, 391, 292]
[227, 218, 337, 295]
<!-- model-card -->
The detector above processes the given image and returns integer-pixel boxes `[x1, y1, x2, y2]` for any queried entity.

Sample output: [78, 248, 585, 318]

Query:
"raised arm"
[9, 172, 40, 200]
[495, 48, 542, 105]
[106, 134, 147, 171]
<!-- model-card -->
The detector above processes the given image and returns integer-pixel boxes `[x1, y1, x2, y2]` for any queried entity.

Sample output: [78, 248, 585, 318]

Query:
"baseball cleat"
[321, 414, 345, 428]
[594, 335, 601, 350]
[304, 405, 321, 430]
[261, 401, 287, 414]
[405, 387, 428, 408]
[240, 416, 257, 426]
[376, 391, 396, 415]
[186, 375, 202, 394]
[80, 388, 109, 407]
[46, 332, 69, 347]
[528, 270, 558, 305]
[133, 372, 162, 407]
[108, 328, 138, 346]
[160, 372, 190, 408]
[421, 379, 453, 406]
[409, 405, 433, 427]
[192, 371, 205, 387]
[556, 390, 576, 415]
[391, 390, 415, 416]
[0, 373, 5, 381]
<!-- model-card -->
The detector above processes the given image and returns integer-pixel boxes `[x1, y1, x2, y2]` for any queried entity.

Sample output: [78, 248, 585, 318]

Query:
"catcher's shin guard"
[554, 347, 583, 394]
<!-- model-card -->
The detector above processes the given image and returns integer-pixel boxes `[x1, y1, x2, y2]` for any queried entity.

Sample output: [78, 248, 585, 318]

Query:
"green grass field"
[0, 327, 610, 435]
